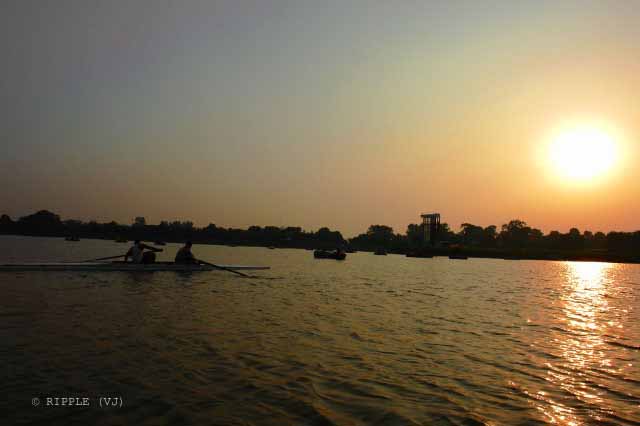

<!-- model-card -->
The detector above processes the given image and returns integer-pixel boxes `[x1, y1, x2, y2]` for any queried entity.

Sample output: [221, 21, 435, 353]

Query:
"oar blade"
[197, 259, 250, 277]
[78, 254, 126, 263]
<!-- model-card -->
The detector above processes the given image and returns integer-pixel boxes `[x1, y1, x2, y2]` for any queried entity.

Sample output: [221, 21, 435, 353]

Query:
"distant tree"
[264, 226, 282, 241]
[316, 227, 344, 244]
[500, 220, 531, 249]
[283, 227, 302, 240]
[460, 223, 483, 246]
[565, 227, 584, 250]
[583, 230, 594, 247]
[133, 216, 146, 227]
[633, 231, 640, 252]
[63, 219, 83, 235]
[406, 223, 424, 247]
[457, 223, 499, 247]
[87, 220, 100, 235]
[201, 224, 219, 241]
[482, 225, 498, 247]
[592, 232, 606, 249]
[607, 231, 633, 252]
[528, 228, 544, 248]
[0, 214, 14, 234]
[366, 225, 395, 246]
[18, 210, 63, 235]
[438, 223, 456, 243]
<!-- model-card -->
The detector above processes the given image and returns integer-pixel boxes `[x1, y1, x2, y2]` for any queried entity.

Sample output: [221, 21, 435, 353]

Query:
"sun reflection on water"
[529, 262, 620, 425]
[563, 262, 612, 343]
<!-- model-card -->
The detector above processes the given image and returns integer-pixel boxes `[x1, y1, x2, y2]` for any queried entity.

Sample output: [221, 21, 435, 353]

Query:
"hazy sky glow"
[2, 0, 639, 236]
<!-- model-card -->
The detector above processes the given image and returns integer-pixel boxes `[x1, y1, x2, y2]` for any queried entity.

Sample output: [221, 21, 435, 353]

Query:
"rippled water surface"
[1, 236, 639, 425]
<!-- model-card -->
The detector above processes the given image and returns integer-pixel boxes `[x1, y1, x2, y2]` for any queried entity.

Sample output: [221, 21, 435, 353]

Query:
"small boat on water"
[153, 241, 166, 246]
[0, 261, 270, 272]
[115, 237, 128, 243]
[314, 250, 346, 260]
[64, 236, 80, 242]
[374, 249, 387, 256]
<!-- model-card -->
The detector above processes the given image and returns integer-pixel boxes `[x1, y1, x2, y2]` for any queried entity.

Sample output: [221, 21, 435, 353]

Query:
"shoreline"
[2, 233, 639, 265]
[404, 247, 640, 265]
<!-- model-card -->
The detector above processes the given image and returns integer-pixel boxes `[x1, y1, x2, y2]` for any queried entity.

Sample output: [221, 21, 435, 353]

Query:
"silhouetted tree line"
[0, 210, 345, 249]
[349, 219, 640, 261]
[1, 211, 638, 260]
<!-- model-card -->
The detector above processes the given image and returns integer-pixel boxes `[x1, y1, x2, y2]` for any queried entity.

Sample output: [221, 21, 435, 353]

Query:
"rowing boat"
[0, 261, 270, 272]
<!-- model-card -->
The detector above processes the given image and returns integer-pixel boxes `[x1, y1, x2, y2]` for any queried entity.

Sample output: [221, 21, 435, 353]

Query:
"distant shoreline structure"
[1, 210, 639, 264]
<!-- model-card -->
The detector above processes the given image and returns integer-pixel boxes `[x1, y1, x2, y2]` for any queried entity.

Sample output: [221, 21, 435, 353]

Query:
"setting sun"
[549, 126, 619, 182]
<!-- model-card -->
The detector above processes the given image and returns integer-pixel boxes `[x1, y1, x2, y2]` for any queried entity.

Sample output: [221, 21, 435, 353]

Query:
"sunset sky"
[2, 1, 639, 236]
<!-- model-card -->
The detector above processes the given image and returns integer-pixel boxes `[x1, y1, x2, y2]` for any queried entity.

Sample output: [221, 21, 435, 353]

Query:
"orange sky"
[1, 1, 639, 236]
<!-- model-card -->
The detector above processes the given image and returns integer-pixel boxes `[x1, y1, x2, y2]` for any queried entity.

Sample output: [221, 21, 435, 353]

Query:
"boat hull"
[313, 250, 346, 260]
[0, 261, 270, 272]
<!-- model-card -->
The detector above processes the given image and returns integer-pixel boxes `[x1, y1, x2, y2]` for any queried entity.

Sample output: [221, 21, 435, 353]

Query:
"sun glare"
[549, 126, 618, 182]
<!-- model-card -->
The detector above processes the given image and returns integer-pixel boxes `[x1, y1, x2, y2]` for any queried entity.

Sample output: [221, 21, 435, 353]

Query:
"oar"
[196, 259, 250, 277]
[78, 254, 126, 263]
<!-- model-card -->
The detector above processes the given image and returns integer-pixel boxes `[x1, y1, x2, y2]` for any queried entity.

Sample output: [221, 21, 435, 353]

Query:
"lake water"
[1, 235, 638, 425]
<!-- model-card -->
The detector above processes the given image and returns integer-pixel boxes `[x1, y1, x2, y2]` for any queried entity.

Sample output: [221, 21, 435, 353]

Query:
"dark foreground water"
[1, 236, 638, 425]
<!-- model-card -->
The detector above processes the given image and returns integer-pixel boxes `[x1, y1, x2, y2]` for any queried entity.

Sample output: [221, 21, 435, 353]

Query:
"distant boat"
[268, 246, 276, 250]
[153, 241, 166, 246]
[314, 250, 346, 260]
[64, 236, 80, 242]
[115, 237, 128, 243]
[374, 249, 387, 256]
